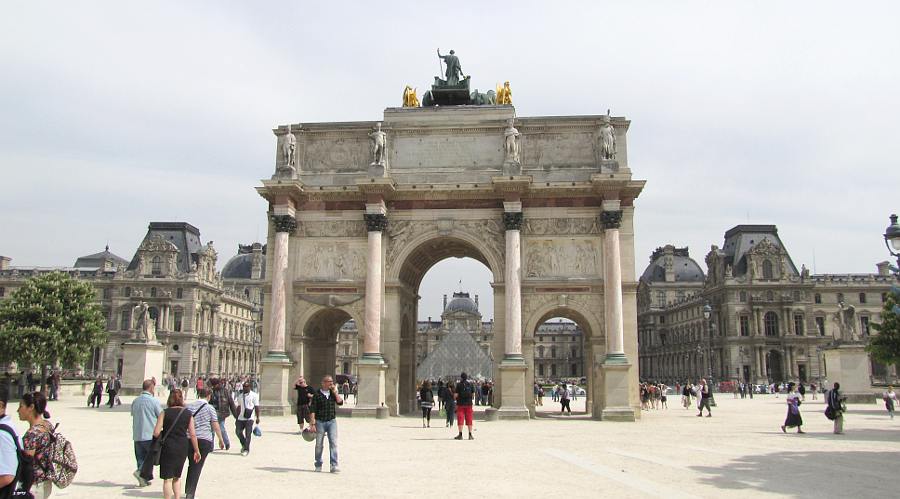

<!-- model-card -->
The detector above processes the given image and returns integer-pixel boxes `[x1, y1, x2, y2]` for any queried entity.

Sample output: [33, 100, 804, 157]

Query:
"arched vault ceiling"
[400, 237, 492, 290]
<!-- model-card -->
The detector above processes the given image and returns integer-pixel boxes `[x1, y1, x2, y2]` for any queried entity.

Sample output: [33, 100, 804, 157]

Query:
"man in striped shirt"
[185, 388, 224, 499]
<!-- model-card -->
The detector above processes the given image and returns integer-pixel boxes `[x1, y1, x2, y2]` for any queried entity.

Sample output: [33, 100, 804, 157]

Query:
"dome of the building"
[445, 292, 478, 314]
[222, 253, 265, 279]
[640, 246, 705, 283]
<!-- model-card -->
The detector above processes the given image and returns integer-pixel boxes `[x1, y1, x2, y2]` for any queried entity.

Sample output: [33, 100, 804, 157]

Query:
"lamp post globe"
[885, 214, 900, 253]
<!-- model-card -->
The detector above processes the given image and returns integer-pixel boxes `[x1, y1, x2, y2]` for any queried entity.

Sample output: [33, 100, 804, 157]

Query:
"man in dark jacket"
[827, 382, 846, 434]
[210, 378, 236, 450]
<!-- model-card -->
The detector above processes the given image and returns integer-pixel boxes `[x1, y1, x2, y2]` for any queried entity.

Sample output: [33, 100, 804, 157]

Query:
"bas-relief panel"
[523, 218, 601, 236]
[390, 134, 504, 169]
[522, 132, 595, 168]
[297, 242, 365, 280]
[524, 239, 600, 277]
[299, 136, 369, 172]
[299, 220, 366, 238]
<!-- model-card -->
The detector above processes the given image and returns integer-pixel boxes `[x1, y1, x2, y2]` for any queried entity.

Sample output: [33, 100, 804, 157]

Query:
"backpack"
[0, 424, 34, 499]
[44, 424, 77, 488]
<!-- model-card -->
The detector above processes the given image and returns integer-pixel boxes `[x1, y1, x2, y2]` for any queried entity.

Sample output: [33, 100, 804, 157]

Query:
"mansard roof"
[73, 246, 129, 268]
[127, 222, 203, 273]
[640, 246, 705, 283]
[721, 225, 799, 277]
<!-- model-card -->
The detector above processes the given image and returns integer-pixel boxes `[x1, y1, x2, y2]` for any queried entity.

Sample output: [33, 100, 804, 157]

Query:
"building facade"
[0, 222, 263, 379]
[638, 225, 897, 386]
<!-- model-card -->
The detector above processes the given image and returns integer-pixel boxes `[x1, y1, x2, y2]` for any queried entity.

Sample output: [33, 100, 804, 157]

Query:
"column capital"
[600, 210, 623, 230]
[271, 214, 297, 233]
[502, 212, 524, 231]
[364, 213, 389, 232]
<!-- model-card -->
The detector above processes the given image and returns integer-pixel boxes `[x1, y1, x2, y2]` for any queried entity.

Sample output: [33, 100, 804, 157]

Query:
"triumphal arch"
[256, 58, 645, 421]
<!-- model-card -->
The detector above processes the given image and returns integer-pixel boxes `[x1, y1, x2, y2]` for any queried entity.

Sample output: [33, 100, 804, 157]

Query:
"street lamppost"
[703, 302, 717, 406]
[884, 214, 900, 277]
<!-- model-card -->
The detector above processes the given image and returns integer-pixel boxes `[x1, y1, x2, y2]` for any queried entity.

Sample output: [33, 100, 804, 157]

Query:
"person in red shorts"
[453, 372, 475, 440]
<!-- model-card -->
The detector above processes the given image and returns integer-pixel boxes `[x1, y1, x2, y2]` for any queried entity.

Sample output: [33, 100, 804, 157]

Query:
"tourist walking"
[132, 379, 164, 487]
[184, 388, 224, 499]
[882, 386, 896, 419]
[309, 376, 343, 473]
[89, 377, 103, 407]
[780, 382, 805, 434]
[682, 383, 693, 409]
[152, 389, 201, 499]
[106, 374, 121, 408]
[341, 380, 350, 402]
[17, 392, 53, 499]
[0, 385, 25, 499]
[419, 381, 434, 427]
[234, 382, 260, 456]
[454, 373, 475, 440]
[810, 382, 818, 400]
[294, 377, 315, 433]
[827, 382, 846, 435]
[209, 378, 235, 451]
[798, 382, 806, 401]
[560, 383, 572, 415]
[697, 379, 712, 417]
[443, 384, 456, 428]
[660, 384, 668, 409]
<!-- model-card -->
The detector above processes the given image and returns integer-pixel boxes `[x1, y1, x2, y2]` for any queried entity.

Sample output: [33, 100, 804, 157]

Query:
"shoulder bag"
[140, 408, 186, 480]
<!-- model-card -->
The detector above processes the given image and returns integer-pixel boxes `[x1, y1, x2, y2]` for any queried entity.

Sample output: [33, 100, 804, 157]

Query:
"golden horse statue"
[402, 85, 420, 107]
[496, 81, 512, 105]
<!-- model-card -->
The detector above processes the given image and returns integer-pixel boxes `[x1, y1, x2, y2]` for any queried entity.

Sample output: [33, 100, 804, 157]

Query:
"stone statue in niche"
[599, 110, 616, 160]
[503, 118, 520, 164]
[368, 122, 387, 166]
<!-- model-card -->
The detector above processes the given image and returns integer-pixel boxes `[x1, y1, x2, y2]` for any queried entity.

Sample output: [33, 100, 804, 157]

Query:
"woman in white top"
[883, 386, 896, 419]
[780, 382, 805, 434]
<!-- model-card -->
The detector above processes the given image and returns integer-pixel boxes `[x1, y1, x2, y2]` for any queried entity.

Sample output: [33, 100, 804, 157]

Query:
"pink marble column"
[502, 209, 524, 358]
[269, 214, 297, 354]
[363, 212, 388, 358]
[600, 208, 626, 363]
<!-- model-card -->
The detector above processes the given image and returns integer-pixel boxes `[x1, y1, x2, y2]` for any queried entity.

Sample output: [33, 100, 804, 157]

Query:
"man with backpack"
[1, 385, 31, 498]
[453, 372, 475, 440]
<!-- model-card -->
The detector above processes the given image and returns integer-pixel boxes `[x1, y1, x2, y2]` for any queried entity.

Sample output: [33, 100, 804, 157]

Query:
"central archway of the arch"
[256, 105, 645, 421]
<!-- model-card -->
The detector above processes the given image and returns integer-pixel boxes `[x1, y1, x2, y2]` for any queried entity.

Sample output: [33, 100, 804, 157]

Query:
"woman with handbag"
[17, 391, 53, 499]
[152, 389, 201, 499]
[780, 382, 805, 434]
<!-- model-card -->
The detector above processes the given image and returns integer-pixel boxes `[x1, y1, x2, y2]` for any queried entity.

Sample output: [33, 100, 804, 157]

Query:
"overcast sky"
[2, 1, 898, 321]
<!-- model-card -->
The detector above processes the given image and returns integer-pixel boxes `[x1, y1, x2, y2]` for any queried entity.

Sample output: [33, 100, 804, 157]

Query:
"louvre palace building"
[637, 224, 896, 386]
[0, 222, 264, 379]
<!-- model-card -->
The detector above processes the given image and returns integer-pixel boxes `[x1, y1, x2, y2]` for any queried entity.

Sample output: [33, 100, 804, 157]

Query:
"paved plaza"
[6, 392, 898, 498]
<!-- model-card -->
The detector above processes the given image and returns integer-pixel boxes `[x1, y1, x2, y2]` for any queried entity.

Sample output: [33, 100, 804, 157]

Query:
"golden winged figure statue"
[496, 81, 512, 105]
[402, 85, 420, 107]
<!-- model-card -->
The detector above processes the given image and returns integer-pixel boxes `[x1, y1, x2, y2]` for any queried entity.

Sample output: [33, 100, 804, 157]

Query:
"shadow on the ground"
[257, 466, 319, 474]
[690, 450, 900, 496]
[71, 480, 134, 488]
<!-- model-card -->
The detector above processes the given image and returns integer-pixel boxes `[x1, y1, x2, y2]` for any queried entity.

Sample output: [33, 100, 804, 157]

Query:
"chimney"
[428, 316, 432, 323]
[876, 261, 891, 276]
[251, 243, 264, 279]
[443, 294, 448, 310]
[0, 256, 10, 271]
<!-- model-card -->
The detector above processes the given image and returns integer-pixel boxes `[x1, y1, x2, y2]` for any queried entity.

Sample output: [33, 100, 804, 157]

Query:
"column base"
[496, 357, 530, 419]
[356, 356, 387, 414]
[603, 352, 628, 364]
[259, 353, 294, 416]
[121, 341, 166, 396]
[596, 361, 636, 422]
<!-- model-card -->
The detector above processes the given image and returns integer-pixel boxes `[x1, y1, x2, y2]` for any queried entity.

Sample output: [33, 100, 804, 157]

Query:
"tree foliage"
[867, 284, 900, 365]
[0, 271, 107, 369]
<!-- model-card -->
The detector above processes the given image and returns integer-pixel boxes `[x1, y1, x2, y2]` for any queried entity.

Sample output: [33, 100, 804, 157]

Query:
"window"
[343, 345, 350, 356]
[659, 315, 665, 324]
[102, 287, 111, 300]
[860, 317, 870, 336]
[814, 293, 821, 304]
[657, 291, 665, 306]
[120, 309, 131, 330]
[793, 290, 801, 301]
[571, 364, 577, 376]
[571, 347, 577, 359]
[151, 256, 162, 276]
[739, 291, 747, 302]
[740, 315, 750, 336]
[538, 346, 545, 358]
[764, 312, 779, 336]
[551, 347, 557, 358]
[125, 287, 132, 298]
[883, 293, 888, 303]
[794, 315, 804, 336]
[859, 293, 867, 304]
[762, 260, 774, 279]
[0, 287, 5, 298]
[677, 290, 685, 301]
[150, 287, 157, 298]
[176, 288, 183, 299]
[766, 290, 774, 301]
[550, 364, 556, 377]
[538, 364, 544, 376]
[815, 316, 826, 336]
[174, 310, 183, 332]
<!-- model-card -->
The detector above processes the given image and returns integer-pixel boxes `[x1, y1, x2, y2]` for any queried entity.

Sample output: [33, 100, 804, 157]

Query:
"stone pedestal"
[353, 356, 389, 418]
[496, 359, 530, 419]
[824, 344, 876, 403]
[259, 353, 293, 416]
[598, 362, 636, 421]
[121, 341, 165, 396]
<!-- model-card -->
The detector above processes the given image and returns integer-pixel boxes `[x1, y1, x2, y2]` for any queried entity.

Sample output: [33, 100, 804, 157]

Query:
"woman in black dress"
[153, 389, 201, 499]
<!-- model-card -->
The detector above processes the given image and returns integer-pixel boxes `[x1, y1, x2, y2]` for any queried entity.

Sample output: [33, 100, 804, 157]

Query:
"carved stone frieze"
[524, 239, 600, 277]
[298, 242, 365, 280]
[522, 218, 601, 235]
[299, 220, 366, 238]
